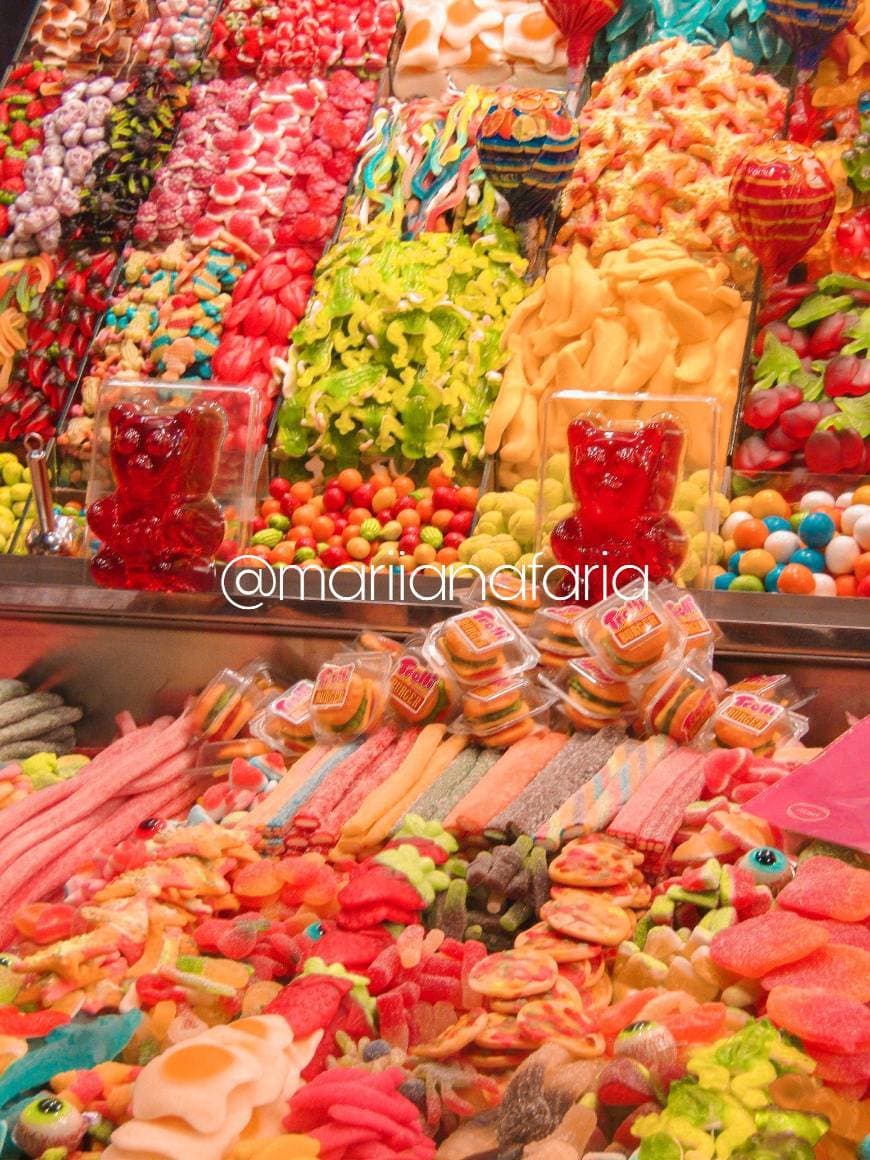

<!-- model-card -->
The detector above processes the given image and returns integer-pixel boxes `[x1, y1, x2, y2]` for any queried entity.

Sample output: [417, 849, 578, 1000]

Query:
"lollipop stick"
[518, 218, 544, 280]
[565, 63, 588, 116]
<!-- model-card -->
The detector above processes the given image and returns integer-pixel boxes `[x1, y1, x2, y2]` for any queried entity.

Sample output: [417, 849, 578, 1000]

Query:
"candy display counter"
[0, 559, 866, 746]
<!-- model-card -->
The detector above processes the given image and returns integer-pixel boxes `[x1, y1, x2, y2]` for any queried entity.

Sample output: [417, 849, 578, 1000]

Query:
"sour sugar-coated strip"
[306, 728, 422, 846]
[267, 741, 362, 834]
[489, 726, 626, 839]
[339, 725, 447, 841]
[0, 716, 172, 843]
[243, 744, 331, 828]
[445, 732, 568, 836]
[608, 749, 707, 855]
[403, 746, 479, 825]
[339, 733, 469, 856]
[292, 723, 400, 831]
[0, 717, 193, 877]
[539, 736, 677, 848]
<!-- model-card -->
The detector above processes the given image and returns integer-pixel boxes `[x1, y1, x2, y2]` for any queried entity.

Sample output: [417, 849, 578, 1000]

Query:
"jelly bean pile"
[0, 628, 867, 1159]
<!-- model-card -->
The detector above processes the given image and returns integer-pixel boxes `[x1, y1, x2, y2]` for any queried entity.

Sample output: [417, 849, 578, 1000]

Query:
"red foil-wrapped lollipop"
[729, 141, 836, 281]
[543, 0, 624, 109]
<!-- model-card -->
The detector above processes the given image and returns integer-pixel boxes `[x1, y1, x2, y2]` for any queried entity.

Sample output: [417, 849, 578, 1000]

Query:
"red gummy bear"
[550, 413, 688, 604]
[87, 401, 226, 592]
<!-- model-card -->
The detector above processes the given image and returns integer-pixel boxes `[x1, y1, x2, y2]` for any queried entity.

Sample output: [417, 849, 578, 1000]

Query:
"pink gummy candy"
[766, 984, 870, 1053]
[760, 943, 870, 1002]
[777, 855, 870, 923]
[710, 909, 829, 978]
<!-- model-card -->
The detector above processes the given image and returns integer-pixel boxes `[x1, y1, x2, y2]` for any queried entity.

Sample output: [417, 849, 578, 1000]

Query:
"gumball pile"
[733, 275, 870, 478]
[0, 63, 64, 237]
[709, 485, 870, 597]
[209, 0, 400, 81]
[246, 467, 479, 570]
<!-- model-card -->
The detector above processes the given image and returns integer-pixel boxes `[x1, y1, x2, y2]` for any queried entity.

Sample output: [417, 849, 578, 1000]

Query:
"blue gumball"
[714, 572, 736, 590]
[727, 550, 745, 573]
[798, 511, 835, 549]
[858, 1136, 870, 1160]
[790, 547, 826, 573]
[765, 564, 785, 591]
[763, 515, 792, 533]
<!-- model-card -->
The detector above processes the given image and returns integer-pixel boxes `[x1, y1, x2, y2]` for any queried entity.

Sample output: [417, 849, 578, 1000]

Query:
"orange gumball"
[814, 504, 841, 530]
[853, 485, 870, 506]
[428, 467, 453, 490]
[777, 563, 815, 595]
[835, 575, 857, 597]
[290, 481, 313, 504]
[854, 552, 870, 582]
[397, 509, 421, 529]
[437, 547, 460, 565]
[749, 489, 790, 521]
[310, 515, 335, 541]
[733, 519, 769, 550]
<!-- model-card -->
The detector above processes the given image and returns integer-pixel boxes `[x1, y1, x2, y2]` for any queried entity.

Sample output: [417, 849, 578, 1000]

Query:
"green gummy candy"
[668, 887, 719, 909]
[699, 905, 738, 933]
[649, 895, 676, 924]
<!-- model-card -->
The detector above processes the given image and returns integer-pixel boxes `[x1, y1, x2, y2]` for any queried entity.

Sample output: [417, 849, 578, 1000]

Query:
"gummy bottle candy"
[87, 400, 226, 592]
[550, 413, 688, 604]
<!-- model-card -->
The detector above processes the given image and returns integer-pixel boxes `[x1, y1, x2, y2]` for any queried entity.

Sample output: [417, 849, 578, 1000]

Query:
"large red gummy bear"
[550, 413, 688, 604]
[87, 401, 226, 592]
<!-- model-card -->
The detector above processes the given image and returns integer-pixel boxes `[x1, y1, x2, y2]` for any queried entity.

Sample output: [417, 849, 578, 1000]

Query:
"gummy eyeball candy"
[135, 816, 167, 839]
[0, 952, 21, 1002]
[13, 1095, 87, 1158]
[739, 847, 793, 893]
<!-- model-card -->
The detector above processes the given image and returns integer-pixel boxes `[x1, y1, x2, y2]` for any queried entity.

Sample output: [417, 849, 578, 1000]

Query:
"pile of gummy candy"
[0, 586, 867, 1160]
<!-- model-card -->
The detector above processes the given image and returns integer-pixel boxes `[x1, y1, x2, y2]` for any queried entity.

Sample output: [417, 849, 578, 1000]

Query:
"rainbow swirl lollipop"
[764, 0, 858, 75]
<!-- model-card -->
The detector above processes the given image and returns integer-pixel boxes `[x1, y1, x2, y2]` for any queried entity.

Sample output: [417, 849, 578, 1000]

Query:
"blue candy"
[797, 511, 835, 549]
[790, 547, 826, 573]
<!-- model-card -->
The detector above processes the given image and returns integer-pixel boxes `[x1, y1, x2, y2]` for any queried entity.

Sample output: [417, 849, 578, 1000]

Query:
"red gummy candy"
[809, 1047, 870, 1086]
[760, 943, 870, 1002]
[0, 1006, 70, 1037]
[663, 1001, 728, 1044]
[710, 909, 829, 978]
[819, 919, 870, 951]
[777, 856, 870, 923]
[766, 985, 870, 1053]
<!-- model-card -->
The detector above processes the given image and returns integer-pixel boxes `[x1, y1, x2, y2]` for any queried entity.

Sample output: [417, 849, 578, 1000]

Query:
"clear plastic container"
[198, 737, 272, 764]
[657, 583, 720, 656]
[189, 664, 274, 741]
[540, 656, 634, 733]
[725, 674, 805, 709]
[704, 692, 810, 755]
[450, 678, 556, 748]
[529, 604, 589, 670]
[351, 631, 405, 658]
[423, 605, 540, 688]
[250, 679, 317, 757]
[636, 659, 719, 745]
[389, 650, 459, 727]
[578, 584, 686, 680]
[310, 651, 391, 743]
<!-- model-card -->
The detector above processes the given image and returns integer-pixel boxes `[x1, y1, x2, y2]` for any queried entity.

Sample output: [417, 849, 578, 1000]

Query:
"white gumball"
[825, 535, 860, 576]
[813, 574, 836, 597]
[836, 491, 853, 509]
[764, 530, 801, 563]
[721, 510, 753, 540]
[853, 513, 870, 552]
[799, 490, 836, 512]
[841, 504, 870, 537]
